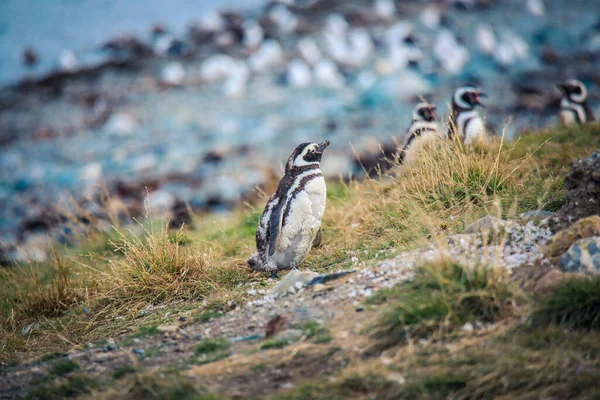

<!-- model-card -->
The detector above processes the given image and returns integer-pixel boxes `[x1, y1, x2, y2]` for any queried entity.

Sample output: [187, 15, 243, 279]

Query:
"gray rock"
[274, 329, 303, 341]
[559, 237, 600, 274]
[271, 270, 318, 297]
[465, 216, 509, 234]
[520, 210, 553, 219]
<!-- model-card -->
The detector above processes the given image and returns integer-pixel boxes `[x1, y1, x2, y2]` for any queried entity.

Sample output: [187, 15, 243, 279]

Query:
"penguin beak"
[315, 140, 330, 154]
[556, 83, 568, 94]
[426, 106, 437, 120]
[475, 92, 486, 108]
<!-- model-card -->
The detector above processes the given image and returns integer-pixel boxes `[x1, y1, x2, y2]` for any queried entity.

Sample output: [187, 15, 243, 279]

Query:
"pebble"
[559, 237, 600, 274]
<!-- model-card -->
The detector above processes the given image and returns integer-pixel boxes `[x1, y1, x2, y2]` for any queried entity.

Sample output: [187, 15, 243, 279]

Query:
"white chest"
[560, 98, 585, 124]
[457, 110, 485, 145]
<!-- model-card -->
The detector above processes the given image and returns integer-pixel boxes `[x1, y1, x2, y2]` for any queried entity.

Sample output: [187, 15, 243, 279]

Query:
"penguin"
[557, 79, 595, 126]
[448, 86, 487, 146]
[248, 141, 330, 277]
[400, 102, 440, 165]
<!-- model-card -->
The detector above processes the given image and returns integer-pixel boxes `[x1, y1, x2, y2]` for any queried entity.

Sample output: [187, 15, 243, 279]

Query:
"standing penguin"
[400, 102, 440, 165]
[449, 86, 487, 146]
[557, 79, 595, 126]
[248, 141, 330, 277]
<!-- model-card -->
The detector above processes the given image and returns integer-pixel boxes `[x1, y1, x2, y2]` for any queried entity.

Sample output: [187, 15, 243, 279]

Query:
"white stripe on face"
[293, 143, 319, 167]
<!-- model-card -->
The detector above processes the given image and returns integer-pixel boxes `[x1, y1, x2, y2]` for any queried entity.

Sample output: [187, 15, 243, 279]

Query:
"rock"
[265, 315, 288, 337]
[520, 210, 553, 219]
[157, 325, 179, 333]
[275, 329, 303, 341]
[312, 284, 329, 293]
[543, 216, 600, 259]
[387, 372, 406, 385]
[461, 322, 474, 332]
[308, 269, 356, 286]
[464, 216, 510, 234]
[533, 270, 570, 297]
[271, 270, 318, 297]
[559, 237, 600, 274]
[560, 151, 600, 221]
[132, 348, 144, 356]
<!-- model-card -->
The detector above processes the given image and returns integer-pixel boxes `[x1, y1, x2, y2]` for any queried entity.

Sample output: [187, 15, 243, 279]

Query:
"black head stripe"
[286, 142, 313, 170]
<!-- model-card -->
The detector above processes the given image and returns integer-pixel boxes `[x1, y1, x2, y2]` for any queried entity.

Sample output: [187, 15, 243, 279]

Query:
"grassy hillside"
[1, 123, 600, 399]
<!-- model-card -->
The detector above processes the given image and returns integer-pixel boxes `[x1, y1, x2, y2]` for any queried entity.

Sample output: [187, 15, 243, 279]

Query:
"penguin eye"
[574, 86, 582, 94]
[462, 93, 470, 103]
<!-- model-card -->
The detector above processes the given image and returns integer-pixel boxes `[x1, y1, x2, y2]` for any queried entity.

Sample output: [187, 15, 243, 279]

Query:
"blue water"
[0, 0, 263, 86]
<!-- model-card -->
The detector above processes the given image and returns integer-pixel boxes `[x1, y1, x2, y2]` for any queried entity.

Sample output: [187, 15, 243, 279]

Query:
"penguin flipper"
[267, 197, 286, 257]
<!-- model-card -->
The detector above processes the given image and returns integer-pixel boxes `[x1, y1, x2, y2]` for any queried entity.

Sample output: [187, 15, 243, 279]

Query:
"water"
[0, 0, 263, 86]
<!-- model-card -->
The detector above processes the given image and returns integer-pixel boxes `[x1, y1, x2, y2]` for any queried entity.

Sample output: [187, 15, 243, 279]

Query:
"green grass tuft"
[47, 359, 80, 377]
[371, 260, 516, 349]
[260, 338, 290, 350]
[113, 364, 137, 379]
[195, 338, 230, 355]
[531, 276, 600, 331]
[28, 375, 98, 399]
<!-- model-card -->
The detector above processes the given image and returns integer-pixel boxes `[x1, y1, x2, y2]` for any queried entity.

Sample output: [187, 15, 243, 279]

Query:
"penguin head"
[286, 141, 330, 171]
[413, 102, 437, 122]
[453, 86, 486, 110]
[557, 79, 587, 103]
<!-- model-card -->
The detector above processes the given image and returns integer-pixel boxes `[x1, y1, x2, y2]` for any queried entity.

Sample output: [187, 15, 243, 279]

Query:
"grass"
[47, 359, 80, 377]
[28, 375, 99, 400]
[260, 338, 290, 350]
[531, 276, 600, 330]
[97, 370, 219, 400]
[297, 320, 332, 344]
[0, 122, 597, 378]
[112, 365, 137, 379]
[369, 259, 517, 350]
[191, 338, 231, 365]
[195, 338, 230, 355]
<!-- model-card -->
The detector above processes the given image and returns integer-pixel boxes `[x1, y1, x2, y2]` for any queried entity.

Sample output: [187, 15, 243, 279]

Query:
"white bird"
[433, 30, 469, 74]
[298, 37, 322, 66]
[287, 59, 312, 88]
[248, 40, 284, 72]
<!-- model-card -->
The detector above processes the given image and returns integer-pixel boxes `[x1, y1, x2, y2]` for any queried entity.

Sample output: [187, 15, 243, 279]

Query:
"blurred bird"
[400, 102, 440, 165]
[557, 79, 595, 125]
[248, 141, 330, 277]
[449, 86, 487, 146]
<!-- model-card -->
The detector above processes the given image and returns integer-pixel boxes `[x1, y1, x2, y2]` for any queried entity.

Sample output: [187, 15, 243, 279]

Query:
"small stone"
[465, 216, 509, 234]
[387, 372, 406, 385]
[355, 306, 364, 312]
[312, 284, 329, 293]
[103, 344, 117, 352]
[132, 348, 145, 356]
[157, 325, 179, 333]
[534, 270, 569, 297]
[271, 270, 318, 297]
[275, 329, 303, 342]
[461, 322, 474, 332]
